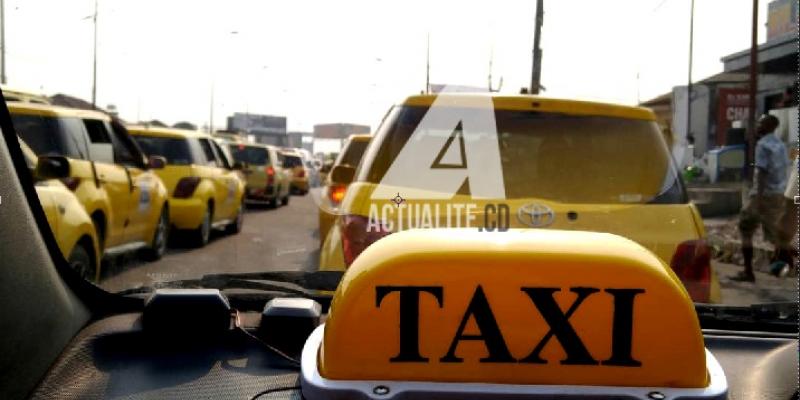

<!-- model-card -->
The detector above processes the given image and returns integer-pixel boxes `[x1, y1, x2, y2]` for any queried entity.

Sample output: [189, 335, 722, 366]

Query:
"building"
[288, 131, 314, 153]
[640, 0, 798, 160]
[313, 123, 371, 155]
[227, 112, 288, 146]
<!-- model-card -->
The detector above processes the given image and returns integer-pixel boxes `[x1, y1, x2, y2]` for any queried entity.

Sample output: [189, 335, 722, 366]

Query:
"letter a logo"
[371, 86, 505, 200]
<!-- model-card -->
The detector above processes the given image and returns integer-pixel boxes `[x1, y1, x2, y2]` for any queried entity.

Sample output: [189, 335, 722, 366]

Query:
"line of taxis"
[8, 100, 306, 281]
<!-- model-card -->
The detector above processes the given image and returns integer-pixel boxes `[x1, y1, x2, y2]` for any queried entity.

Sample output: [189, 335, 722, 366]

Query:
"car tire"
[193, 206, 212, 247]
[281, 194, 290, 206]
[226, 202, 244, 235]
[142, 206, 169, 261]
[68, 243, 96, 282]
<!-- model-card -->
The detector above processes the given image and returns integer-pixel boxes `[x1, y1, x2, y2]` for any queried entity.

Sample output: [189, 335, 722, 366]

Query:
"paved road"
[99, 190, 798, 305]
[99, 189, 322, 293]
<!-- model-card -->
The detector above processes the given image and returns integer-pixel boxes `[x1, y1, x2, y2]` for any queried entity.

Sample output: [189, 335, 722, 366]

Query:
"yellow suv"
[20, 138, 101, 281]
[128, 126, 246, 247]
[319, 93, 721, 303]
[9, 103, 171, 262]
[228, 142, 291, 208]
[318, 134, 371, 245]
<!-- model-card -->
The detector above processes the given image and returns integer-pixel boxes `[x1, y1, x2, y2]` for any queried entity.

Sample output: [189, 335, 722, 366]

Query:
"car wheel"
[193, 207, 212, 247]
[142, 207, 169, 261]
[68, 243, 96, 282]
[226, 202, 244, 235]
[281, 194, 290, 206]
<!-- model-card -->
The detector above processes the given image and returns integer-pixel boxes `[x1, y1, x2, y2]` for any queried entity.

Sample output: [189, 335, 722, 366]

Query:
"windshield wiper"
[115, 271, 343, 297]
[695, 302, 798, 333]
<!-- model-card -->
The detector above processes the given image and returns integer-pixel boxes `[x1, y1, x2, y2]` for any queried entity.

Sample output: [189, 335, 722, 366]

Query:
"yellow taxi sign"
[318, 229, 708, 388]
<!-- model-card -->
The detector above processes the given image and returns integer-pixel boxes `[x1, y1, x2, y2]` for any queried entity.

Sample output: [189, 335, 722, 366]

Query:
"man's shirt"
[752, 132, 790, 196]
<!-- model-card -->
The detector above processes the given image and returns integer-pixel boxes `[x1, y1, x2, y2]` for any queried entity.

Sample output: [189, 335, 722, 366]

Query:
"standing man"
[735, 114, 790, 282]
[771, 156, 799, 277]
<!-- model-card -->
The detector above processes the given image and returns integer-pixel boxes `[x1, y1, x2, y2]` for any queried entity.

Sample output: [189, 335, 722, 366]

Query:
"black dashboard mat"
[28, 314, 799, 400]
[28, 314, 302, 400]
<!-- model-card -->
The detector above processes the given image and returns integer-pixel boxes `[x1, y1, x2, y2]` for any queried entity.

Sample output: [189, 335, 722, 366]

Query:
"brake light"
[341, 214, 392, 267]
[670, 239, 711, 302]
[297, 169, 306, 178]
[173, 177, 201, 198]
[266, 165, 275, 185]
[60, 177, 80, 191]
[328, 184, 347, 205]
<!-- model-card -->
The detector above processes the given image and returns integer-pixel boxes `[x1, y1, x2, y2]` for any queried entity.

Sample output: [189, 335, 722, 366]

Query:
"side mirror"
[148, 155, 167, 169]
[330, 165, 355, 185]
[88, 143, 114, 164]
[232, 161, 247, 170]
[35, 155, 71, 180]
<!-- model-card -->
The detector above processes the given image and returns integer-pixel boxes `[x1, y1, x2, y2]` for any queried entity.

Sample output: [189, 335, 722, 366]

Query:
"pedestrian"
[734, 114, 790, 282]
[770, 156, 799, 277]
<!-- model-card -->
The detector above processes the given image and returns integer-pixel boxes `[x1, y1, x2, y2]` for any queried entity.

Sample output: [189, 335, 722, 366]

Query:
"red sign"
[716, 88, 750, 146]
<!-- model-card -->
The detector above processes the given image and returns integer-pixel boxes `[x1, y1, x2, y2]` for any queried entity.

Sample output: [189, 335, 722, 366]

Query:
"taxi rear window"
[283, 155, 303, 168]
[337, 140, 369, 167]
[132, 136, 192, 165]
[229, 145, 269, 165]
[361, 106, 686, 204]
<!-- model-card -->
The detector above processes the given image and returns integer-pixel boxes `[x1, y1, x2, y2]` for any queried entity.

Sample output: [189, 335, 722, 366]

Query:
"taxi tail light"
[173, 177, 201, 198]
[60, 177, 81, 191]
[296, 169, 306, 178]
[328, 184, 347, 206]
[341, 214, 392, 267]
[670, 239, 711, 302]
[265, 166, 275, 185]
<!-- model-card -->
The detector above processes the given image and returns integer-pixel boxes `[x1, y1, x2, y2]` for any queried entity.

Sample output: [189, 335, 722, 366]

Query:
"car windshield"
[132, 136, 192, 165]
[1, 0, 797, 321]
[230, 144, 269, 165]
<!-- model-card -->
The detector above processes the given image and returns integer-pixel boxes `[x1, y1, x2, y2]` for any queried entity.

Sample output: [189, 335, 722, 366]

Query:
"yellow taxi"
[319, 93, 721, 303]
[281, 149, 310, 195]
[318, 134, 371, 245]
[20, 138, 101, 281]
[128, 126, 246, 247]
[9, 102, 171, 262]
[227, 141, 291, 208]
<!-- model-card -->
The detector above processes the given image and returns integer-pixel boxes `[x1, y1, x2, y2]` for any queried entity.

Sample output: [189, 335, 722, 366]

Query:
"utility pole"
[91, 0, 98, 107]
[1, 0, 6, 85]
[425, 32, 430, 94]
[746, 0, 759, 179]
[530, 0, 543, 94]
[209, 82, 214, 134]
[686, 0, 695, 153]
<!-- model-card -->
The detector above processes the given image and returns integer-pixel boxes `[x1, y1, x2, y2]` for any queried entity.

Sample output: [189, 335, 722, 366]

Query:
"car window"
[283, 155, 303, 168]
[210, 140, 232, 169]
[11, 115, 88, 159]
[337, 140, 369, 167]
[133, 136, 192, 165]
[198, 138, 220, 167]
[229, 144, 269, 165]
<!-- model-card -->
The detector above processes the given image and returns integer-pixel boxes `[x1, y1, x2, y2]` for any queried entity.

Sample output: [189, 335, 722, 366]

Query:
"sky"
[3, 0, 774, 132]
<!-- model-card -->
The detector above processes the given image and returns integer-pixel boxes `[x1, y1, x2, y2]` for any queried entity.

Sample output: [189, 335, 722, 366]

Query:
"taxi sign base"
[300, 325, 727, 400]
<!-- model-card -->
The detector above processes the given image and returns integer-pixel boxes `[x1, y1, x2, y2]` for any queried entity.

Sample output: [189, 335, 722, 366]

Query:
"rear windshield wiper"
[695, 302, 798, 333]
[115, 271, 343, 297]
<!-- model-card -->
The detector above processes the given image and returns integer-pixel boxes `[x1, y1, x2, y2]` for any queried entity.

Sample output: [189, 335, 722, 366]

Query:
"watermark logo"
[371, 86, 505, 201]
